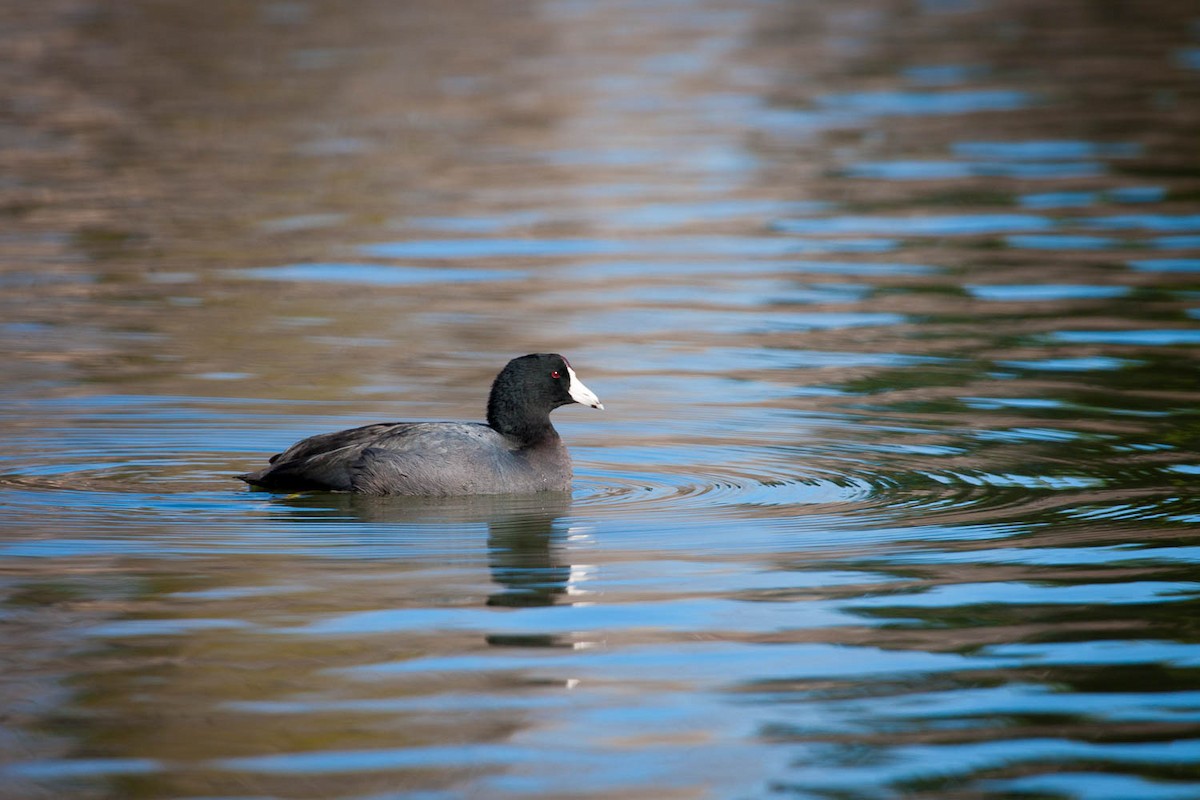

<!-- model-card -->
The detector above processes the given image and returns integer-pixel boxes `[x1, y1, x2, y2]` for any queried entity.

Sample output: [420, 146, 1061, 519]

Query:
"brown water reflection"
[3, 0, 1200, 798]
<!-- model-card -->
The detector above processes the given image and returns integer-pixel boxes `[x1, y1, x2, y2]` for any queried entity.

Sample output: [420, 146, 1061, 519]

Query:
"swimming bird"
[238, 353, 603, 495]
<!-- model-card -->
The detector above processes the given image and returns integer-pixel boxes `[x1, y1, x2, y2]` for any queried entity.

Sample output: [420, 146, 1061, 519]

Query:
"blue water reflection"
[1085, 214, 1200, 231]
[1176, 47, 1200, 69]
[234, 263, 527, 284]
[847, 160, 1104, 180]
[817, 89, 1031, 115]
[952, 140, 1141, 160]
[1053, 329, 1200, 345]
[1020, 188, 1166, 209]
[967, 285, 1129, 301]
[775, 213, 1050, 235]
[1130, 258, 1200, 272]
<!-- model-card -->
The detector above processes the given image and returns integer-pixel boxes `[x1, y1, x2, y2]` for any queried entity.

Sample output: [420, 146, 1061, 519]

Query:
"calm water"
[3, 1, 1200, 798]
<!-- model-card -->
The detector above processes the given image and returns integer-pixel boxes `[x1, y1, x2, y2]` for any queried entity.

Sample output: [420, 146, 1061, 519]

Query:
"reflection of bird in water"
[486, 509, 571, 610]
[262, 490, 577, 616]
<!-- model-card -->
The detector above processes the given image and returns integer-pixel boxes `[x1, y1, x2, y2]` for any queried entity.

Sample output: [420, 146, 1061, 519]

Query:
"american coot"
[238, 353, 603, 496]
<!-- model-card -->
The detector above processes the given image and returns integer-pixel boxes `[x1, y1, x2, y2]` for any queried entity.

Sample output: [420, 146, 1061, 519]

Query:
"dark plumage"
[238, 353, 603, 496]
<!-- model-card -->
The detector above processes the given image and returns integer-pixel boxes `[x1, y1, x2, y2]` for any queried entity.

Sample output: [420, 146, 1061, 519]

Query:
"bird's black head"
[486, 354, 602, 442]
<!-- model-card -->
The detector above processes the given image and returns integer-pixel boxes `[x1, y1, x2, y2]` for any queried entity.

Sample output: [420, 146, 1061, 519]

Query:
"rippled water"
[3, 1, 1200, 798]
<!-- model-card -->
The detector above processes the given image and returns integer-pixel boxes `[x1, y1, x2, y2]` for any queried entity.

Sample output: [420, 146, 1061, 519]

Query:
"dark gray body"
[239, 421, 573, 496]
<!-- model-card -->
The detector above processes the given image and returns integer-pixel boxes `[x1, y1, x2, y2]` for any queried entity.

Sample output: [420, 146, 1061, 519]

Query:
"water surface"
[2, 1, 1200, 798]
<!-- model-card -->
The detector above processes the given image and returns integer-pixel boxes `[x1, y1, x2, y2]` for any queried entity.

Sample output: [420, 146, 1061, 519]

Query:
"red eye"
[551, 370, 561, 379]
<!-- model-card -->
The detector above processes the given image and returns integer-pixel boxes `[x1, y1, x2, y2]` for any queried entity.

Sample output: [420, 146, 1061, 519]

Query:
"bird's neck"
[487, 398, 559, 445]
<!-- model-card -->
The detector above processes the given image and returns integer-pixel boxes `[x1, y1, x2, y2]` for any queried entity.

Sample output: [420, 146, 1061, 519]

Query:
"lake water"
[3, 1, 1200, 798]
